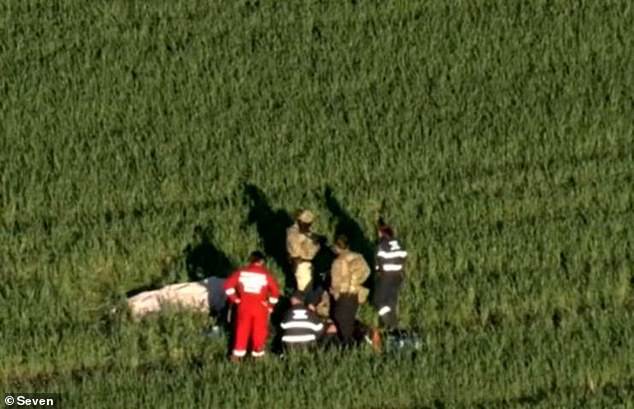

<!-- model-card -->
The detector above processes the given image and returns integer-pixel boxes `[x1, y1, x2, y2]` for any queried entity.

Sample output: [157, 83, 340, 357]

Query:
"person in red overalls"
[223, 251, 280, 362]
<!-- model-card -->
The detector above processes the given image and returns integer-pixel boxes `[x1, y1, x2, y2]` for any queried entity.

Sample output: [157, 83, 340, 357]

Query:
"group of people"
[222, 210, 408, 362]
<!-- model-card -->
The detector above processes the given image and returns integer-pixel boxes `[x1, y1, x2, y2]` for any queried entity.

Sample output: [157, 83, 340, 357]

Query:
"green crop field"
[1, 0, 633, 407]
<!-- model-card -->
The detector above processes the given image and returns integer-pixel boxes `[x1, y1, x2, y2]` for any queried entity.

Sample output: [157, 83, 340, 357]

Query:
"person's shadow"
[324, 186, 376, 291]
[182, 222, 236, 343]
[126, 222, 235, 297]
[243, 183, 295, 290]
[243, 183, 311, 354]
[184, 223, 235, 281]
[125, 222, 236, 338]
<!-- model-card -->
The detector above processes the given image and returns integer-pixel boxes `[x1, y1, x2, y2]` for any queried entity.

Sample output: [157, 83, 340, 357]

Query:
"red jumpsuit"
[223, 262, 280, 358]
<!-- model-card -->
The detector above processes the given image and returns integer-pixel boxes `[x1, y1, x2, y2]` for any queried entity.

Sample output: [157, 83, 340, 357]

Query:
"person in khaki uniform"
[329, 234, 370, 347]
[286, 209, 322, 293]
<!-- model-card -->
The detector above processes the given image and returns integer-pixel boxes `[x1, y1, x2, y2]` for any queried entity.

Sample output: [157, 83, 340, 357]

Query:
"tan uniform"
[286, 223, 320, 291]
[329, 250, 370, 304]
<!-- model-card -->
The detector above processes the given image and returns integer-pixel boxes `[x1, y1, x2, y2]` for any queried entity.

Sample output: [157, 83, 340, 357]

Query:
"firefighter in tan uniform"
[329, 234, 370, 347]
[286, 210, 322, 293]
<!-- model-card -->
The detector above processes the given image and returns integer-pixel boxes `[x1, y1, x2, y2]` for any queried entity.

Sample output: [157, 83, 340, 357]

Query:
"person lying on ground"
[125, 276, 226, 319]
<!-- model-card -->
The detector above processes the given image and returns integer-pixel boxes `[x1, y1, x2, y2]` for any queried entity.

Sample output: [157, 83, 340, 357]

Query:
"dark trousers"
[318, 333, 340, 350]
[332, 294, 359, 346]
[373, 274, 403, 330]
[284, 342, 316, 354]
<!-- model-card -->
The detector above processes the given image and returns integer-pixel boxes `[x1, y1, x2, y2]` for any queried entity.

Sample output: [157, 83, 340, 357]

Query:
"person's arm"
[375, 239, 385, 272]
[266, 272, 281, 311]
[329, 259, 342, 295]
[280, 309, 293, 330]
[397, 239, 407, 278]
[360, 258, 371, 283]
[287, 229, 302, 259]
[308, 310, 325, 336]
[376, 240, 388, 273]
[223, 271, 241, 304]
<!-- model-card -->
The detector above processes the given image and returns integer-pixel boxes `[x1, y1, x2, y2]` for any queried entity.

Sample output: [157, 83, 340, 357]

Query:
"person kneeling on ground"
[280, 291, 324, 352]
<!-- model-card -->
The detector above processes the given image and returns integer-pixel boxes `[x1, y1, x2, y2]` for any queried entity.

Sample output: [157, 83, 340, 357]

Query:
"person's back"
[223, 251, 280, 361]
[373, 221, 407, 332]
[281, 294, 324, 352]
[226, 263, 277, 303]
[331, 249, 370, 302]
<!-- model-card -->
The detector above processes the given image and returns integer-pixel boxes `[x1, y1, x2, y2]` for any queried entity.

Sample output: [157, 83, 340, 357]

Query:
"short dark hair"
[335, 234, 349, 249]
[378, 218, 395, 238]
[291, 290, 305, 304]
[249, 251, 266, 263]
[304, 287, 325, 306]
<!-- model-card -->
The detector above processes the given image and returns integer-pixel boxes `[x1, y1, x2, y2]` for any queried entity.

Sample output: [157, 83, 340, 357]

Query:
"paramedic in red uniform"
[223, 251, 280, 362]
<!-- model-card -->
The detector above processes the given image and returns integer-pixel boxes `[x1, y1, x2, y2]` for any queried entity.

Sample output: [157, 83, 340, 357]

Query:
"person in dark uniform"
[280, 291, 324, 353]
[373, 219, 408, 333]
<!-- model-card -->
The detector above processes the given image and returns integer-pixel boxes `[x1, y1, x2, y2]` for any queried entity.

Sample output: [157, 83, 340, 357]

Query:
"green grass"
[1, 0, 633, 407]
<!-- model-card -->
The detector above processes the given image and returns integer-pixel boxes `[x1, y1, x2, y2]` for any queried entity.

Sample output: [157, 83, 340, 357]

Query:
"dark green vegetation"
[1, 0, 633, 407]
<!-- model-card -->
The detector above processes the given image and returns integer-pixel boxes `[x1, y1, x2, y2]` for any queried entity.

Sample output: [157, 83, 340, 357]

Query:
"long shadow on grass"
[243, 183, 295, 289]
[324, 186, 376, 291]
[242, 184, 296, 351]
[184, 222, 235, 281]
[183, 222, 236, 347]
[125, 222, 236, 298]
[124, 222, 236, 344]
[242, 183, 337, 289]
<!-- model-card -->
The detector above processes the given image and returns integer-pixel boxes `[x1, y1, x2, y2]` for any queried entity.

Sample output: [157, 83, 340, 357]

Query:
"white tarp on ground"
[127, 277, 226, 318]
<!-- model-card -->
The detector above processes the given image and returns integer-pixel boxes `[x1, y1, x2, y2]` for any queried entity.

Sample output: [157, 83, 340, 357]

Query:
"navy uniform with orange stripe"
[223, 251, 280, 360]
[373, 223, 407, 330]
